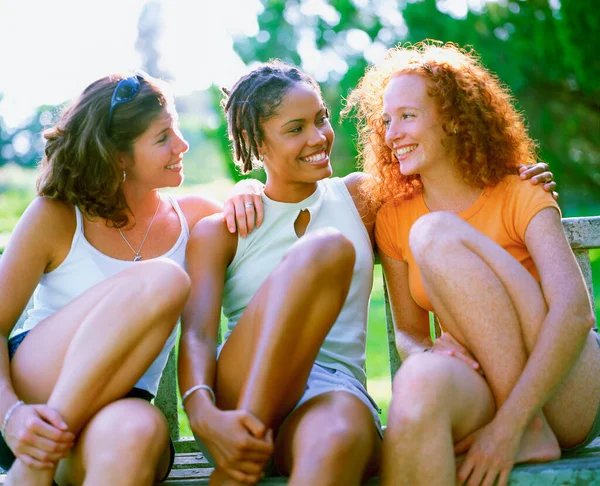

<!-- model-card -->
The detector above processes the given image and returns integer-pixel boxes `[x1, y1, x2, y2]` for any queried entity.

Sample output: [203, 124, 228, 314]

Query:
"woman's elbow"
[569, 299, 597, 334]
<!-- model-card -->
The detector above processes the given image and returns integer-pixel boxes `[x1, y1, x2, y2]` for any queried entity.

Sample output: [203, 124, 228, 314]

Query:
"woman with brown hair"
[345, 41, 600, 486]
[0, 71, 250, 486]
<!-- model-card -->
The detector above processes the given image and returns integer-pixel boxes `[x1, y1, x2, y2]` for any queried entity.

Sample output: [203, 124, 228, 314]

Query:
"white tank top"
[222, 177, 374, 385]
[19, 195, 189, 395]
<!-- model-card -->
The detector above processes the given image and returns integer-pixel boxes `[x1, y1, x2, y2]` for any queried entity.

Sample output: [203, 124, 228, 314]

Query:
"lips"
[166, 162, 182, 170]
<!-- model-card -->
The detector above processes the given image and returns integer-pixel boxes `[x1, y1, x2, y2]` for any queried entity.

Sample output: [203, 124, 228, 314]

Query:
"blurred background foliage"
[1, 0, 598, 213]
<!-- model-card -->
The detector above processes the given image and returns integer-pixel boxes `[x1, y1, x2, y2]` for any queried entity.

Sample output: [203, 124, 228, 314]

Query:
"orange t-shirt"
[375, 175, 561, 312]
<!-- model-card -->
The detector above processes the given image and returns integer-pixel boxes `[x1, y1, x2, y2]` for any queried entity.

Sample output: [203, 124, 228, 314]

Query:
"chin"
[317, 165, 333, 180]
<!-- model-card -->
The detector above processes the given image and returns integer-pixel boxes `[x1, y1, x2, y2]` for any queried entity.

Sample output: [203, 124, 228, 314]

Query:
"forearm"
[178, 330, 221, 433]
[496, 309, 593, 428]
[396, 328, 432, 360]
[0, 339, 20, 419]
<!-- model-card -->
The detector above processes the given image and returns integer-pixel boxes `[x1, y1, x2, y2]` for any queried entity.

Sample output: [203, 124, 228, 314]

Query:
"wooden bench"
[1, 216, 599, 485]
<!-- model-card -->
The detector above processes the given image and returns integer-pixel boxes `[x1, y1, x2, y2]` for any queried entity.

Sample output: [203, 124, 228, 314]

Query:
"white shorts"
[194, 361, 383, 467]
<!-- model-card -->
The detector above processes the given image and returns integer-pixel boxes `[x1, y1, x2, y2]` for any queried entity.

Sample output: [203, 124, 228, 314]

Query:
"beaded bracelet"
[181, 385, 216, 409]
[1, 400, 24, 441]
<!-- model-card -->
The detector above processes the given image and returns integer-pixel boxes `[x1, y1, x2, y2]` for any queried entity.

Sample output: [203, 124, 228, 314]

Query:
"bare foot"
[4, 458, 55, 486]
[515, 414, 561, 464]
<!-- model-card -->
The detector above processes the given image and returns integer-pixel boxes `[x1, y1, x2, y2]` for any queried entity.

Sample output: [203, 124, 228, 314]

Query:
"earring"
[453, 127, 458, 135]
[259, 153, 264, 162]
[122, 169, 127, 182]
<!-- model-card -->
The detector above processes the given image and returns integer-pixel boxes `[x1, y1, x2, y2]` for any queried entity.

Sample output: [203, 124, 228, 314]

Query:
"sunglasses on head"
[106, 72, 146, 130]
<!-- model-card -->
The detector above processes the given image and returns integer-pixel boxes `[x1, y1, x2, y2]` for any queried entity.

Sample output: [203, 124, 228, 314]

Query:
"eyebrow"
[281, 107, 327, 128]
[383, 105, 420, 113]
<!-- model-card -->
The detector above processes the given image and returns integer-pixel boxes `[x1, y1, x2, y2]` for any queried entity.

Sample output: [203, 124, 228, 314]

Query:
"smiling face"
[382, 74, 453, 178]
[124, 106, 189, 190]
[259, 82, 334, 199]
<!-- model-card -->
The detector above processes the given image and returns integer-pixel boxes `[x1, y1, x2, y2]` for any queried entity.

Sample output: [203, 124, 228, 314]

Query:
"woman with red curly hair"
[346, 42, 600, 486]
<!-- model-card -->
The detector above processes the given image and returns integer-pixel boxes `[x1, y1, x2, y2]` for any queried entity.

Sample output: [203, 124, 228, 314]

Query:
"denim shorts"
[1, 331, 175, 482]
[194, 361, 383, 468]
[562, 330, 600, 454]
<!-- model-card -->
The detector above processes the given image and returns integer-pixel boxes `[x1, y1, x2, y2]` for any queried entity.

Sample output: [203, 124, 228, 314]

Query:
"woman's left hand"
[518, 163, 558, 200]
[455, 418, 522, 486]
[223, 179, 265, 238]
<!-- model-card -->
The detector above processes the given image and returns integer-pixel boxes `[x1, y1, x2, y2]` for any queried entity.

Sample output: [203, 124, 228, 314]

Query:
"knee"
[304, 416, 370, 464]
[408, 212, 463, 261]
[389, 355, 450, 428]
[90, 403, 169, 469]
[290, 229, 356, 283]
[133, 259, 191, 315]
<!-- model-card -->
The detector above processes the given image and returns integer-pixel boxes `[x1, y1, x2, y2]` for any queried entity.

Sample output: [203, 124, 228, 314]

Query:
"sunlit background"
[0, 0, 599, 427]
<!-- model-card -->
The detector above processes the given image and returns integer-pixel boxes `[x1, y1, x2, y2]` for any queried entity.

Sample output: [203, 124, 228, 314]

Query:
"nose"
[174, 129, 190, 154]
[307, 124, 327, 146]
[385, 118, 404, 146]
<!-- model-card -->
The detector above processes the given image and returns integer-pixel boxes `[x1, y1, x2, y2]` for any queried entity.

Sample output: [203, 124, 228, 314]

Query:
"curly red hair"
[343, 41, 538, 208]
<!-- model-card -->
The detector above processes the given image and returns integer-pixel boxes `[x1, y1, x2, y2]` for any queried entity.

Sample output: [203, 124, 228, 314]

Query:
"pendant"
[133, 255, 142, 262]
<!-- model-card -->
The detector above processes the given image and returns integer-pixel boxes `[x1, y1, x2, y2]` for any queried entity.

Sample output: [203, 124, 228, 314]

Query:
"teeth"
[166, 163, 181, 169]
[304, 152, 327, 163]
[396, 145, 417, 157]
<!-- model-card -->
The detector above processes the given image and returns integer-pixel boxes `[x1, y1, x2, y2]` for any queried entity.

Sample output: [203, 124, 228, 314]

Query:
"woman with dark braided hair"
[0, 71, 258, 486]
[178, 60, 555, 485]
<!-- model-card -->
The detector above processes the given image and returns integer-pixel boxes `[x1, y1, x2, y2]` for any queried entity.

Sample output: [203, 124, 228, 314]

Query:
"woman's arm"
[178, 215, 271, 484]
[343, 172, 377, 244]
[379, 251, 431, 358]
[490, 207, 594, 430]
[0, 198, 75, 468]
[178, 214, 235, 422]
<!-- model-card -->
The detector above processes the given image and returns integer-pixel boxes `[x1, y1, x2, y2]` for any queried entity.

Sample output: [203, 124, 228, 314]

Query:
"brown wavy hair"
[37, 73, 172, 227]
[343, 41, 538, 209]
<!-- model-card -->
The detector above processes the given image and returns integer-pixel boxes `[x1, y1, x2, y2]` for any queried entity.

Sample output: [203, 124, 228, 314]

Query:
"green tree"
[225, 0, 600, 210]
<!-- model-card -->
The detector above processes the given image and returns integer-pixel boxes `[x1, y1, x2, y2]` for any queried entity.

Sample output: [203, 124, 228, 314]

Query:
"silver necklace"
[118, 197, 161, 261]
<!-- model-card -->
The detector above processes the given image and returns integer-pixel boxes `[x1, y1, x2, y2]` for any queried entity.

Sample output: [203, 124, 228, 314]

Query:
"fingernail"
[520, 173, 526, 178]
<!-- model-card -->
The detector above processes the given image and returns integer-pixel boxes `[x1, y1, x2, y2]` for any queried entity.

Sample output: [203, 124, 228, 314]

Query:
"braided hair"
[223, 60, 323, 173]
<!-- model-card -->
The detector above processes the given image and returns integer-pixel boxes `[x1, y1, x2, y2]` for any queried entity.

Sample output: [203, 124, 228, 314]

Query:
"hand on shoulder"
[176, 194, 223, 231]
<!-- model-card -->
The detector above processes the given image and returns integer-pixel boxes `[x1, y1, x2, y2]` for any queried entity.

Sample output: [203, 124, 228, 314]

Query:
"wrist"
[1, 399, 24, 440]
[189, 403, 221, 438]
[494, 403, 531, 432]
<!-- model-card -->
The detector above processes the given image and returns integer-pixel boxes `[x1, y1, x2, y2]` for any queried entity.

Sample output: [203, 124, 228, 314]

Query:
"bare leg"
[410, 212, 597, 455]
[382, 353, 495, 486]
[55, 399, 171, 486]
[6, 260, 189, 486]
[210, 229, 356, 484]
[275, 391, 381, 486]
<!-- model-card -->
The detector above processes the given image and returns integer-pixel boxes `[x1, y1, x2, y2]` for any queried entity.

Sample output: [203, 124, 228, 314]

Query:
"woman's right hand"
[431, 332, 483, 376]
[4, 403, 75, 469]
[222, 179, 265, 238]
[196, 409, 274, 484]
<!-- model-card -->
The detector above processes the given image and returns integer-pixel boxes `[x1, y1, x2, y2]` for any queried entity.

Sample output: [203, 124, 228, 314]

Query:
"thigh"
[10, 262, 166, 402]
[274, 391, 382, 476]
[215, 267, 324, 413]
[545, 330, 600, 448]
[55, 398, 171, 485]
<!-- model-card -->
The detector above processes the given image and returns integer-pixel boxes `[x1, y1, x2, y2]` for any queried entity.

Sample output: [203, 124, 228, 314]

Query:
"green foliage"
[227, 0, 599, 208]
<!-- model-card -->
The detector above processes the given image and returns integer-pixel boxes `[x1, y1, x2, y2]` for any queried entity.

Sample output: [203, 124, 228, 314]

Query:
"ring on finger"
[245, 202, 254, 208]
